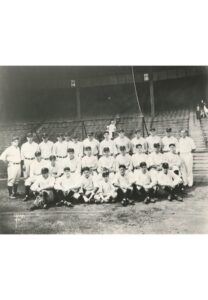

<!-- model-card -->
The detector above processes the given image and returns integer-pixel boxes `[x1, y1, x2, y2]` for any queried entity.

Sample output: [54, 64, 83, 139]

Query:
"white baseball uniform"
[0, 145, 21, 186]
[115, 153, 133, 172]
[21, 141, 39, 178]
[67, 141, 83, 158]
[83, 138, 100, 156]
[131, 137, 147, 153]
[114, 136, 131, 154]
[179, 136, 196, 187]
[162, 136, 179, 152]
[25, 159, 47, 186]
[64, 156, 81, 175]
[131, 153, 148, 170]
[54, 174, 81, 191]
[146, 135, 161, 153]
[99, 139, 116, 156]
[53, 141, 68, 169]
[39, 140, 54, 160]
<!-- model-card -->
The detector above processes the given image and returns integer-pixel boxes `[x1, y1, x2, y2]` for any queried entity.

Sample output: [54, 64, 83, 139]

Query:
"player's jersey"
[98, 156, 116, 173]
[29, 159, 47, 177]
[53, 141, 68, 157]
[147, 152, 164, 168]
[146, 135, 161, 153]
[80, 175, 97, 191]
[21, 142, 39, 160]
[97, 180, 116, 196]
[67, 141, 83, 157]
[162, 136, 179, 152]
[81, 155, 98, 170]
[39, 141, 54, 159]
[64, 157, 81, 174]
[133, 170, 155, 188]
[31, 175, 55, 191]
[0, 145, 21, 163]
[114, 136, 131, 153]
[54, 174, 80, 191]
[131, 137, 147, 153]
[178, 137, 196, 154]
[131, 153, 148, 169]
[99, 139, 115, 155]
[113, 172, 134, 189]
[83, 138, 99, 155]
[157, 170, 182, 187]
[115, 153, 132, 171]
[163, 152, 182, 169]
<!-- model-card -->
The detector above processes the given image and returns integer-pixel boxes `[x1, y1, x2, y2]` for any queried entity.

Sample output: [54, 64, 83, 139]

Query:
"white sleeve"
[31, 179, 40, 192]
[21, 144, 25, 160]
[0, 148, 9, 162]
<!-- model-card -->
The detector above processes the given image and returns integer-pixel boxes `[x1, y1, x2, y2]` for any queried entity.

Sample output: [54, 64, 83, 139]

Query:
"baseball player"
[81, 146, 98, 175]
[114, 129, 131, 154]
[163, 143, 182, 174]
[147, 143, 164, 178]
[133, 162, 157, 204]
[146, 128, 162, 153]
[39, 133, 54, 161]
[99, 131, 116, 156]
[67, 135, 83, 158]
[53, 133, 68, 170]
[83, 132, 99, 156]
[29, 167, 55, 210]
[131, 143, 148, 173]
[178, 129, 196, 187]
[156, 163, 183, 201]
[21, 132, 39, 179]
[94, 171, 117, 203]
[131, 129, 147, 153]
[0, 136, 21, 199]
[54, 166, 81, 207]
[98, 147, 116, 180]
[79, 167, 99, 203]
[115, 146, 133, 173]
[162, 128, 179, 153]
[64, 148, 81, 176]
[23, 151, 47, 201]
[113, 164, 135, 206]
[46, 155, 63, 178]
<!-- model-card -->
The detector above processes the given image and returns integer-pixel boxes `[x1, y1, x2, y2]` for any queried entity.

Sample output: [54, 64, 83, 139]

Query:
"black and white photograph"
[0, 66, 207, 234]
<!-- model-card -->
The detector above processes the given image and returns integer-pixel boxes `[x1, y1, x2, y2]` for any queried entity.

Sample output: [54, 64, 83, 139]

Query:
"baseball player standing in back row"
[131, 129, 147, 153]
[83, 132, 100, 156]
[0, 136, 21, 199]
[39, 133, 54, 161]
[99, 131, 116, 156]
[21, 132, 39, 179]
[67, 135, 83, 158]
[53, 133, 68, 170]
[178, 129, 196, 187]
[114, 129, 131, 154]
[146, 128, 162, 153]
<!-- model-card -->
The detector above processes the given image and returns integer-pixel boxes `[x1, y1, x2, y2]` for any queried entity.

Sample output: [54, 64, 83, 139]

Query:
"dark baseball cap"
[153, 143, 160, 148]
[120, 146, 126, 151]
[12, 136, 19, 141]
[166, 128, 172, 132]
[27, 132, 33, 138]
[103, 147, 110, 152]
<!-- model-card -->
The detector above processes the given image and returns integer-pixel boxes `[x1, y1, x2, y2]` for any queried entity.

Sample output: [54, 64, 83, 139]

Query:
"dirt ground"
[0, 180, 208, 234]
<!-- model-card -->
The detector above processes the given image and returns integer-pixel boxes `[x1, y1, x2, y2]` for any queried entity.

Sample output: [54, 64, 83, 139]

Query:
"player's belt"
[10, 162, 20, 165]
[43, 157, 50, 160]
[56, 155, 67, 158]
[24, 157, 35, 160]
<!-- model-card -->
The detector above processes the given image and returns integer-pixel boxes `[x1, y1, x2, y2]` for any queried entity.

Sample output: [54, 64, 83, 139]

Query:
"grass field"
[0, 180, 208, 234]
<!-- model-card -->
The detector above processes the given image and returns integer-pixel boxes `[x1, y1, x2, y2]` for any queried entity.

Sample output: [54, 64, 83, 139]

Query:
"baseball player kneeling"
[94, 171, 117, 204]
[0, 136, 21, 199]
[54, 167, 81, 207]
[29, 168, 55, 211]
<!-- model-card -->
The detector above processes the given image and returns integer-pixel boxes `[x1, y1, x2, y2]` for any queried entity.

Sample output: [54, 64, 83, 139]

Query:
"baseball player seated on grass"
[94, 171, 117, 203]
[147, 143, 164, 178]
[98, 147, 115, 180]
[99, 131, 116, 156]
[131, 129, 147, 154]
[46, 155, 63, 178]
[39, 133, 54, 161]
[178, 129, 196, 188]
[162, 128, 179, 153]
[29, 168, 55, 211]
[0, 136, 21, 199]
[54, 167, 81, 207]
[163, 143, 182, 175]
[114, 129, 131, 154]
[21, 132, 39, 179]
[113, 164, 135, 206]
[53, 133, 68, 169]
[146, 128, 162, 153]
[64, 148, 81, 176]
[156, 163, 183, 202]
[133, 162, 157, 204]
[79, 167, 99, 203]
[83, 132, 100, 156]
[23, 151, 47, 201]
[131, 143, 148, 174]
[67, 135, 83, 158]
[115, 146, 133, 173]
[81, 146, 98, 176]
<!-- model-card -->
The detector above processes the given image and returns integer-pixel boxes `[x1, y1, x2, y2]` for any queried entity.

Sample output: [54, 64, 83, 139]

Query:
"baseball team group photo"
[0, 66, 208, 234]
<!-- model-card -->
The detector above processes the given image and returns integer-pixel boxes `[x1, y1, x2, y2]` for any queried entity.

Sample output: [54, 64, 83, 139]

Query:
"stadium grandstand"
[0, 66, 207, 181]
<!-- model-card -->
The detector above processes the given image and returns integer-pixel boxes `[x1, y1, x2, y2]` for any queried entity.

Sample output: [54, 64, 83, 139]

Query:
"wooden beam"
[76, 86, 81, 120]
[150, 77, 155, 118]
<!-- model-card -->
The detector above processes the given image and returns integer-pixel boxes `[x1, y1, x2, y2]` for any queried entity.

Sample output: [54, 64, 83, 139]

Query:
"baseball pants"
[23, 159, 35, 179]
[180, 153, 193, 187]
[7, 162, 21, 187]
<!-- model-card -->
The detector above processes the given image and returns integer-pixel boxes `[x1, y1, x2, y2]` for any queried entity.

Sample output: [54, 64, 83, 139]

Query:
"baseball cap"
[120, 146, 126, 151]
[12, 136, 19, 141]
[41, 168, 49, 174]
[64, 167, 70, 171]
[136, 143, 142, 148]
[169, 143, 175, 147]
[119, 164, 126, 169]
[49, 155, 56, 161]
[88, 132, 94, 136]
[68, 148, 75, 153]
[42, 133, 48, 138]
[153, 143, 160, 148]
[162, 162, 169, 169]
[103, 147, 110, 152]
[35, 151, 41, 157]
[166, 128, 172, 132]
[119, 129, 125, 133]
[27, 132, 33, 138]
[85, 146, 92, 151]
[140, 162, 147, 168]
[150, 128, 156, 132]
[135, 129, 141, 133]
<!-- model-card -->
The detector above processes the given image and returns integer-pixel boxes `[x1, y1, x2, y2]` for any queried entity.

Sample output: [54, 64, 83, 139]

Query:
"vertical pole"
[149, 74, 155, 118]
[76, 86, 81, 120]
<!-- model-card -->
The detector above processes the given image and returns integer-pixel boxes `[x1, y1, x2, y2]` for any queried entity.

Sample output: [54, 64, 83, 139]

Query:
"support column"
[76, 86, 81, 120]
[149, 75, 155, 118]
